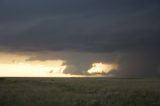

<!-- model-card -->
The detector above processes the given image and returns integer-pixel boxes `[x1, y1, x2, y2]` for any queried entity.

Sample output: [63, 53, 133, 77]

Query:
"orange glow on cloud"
[0, 52, 118, 77]
[88, 63, 117, 75]
[0, 52, 69, 77]
[0, 62, 68, 77]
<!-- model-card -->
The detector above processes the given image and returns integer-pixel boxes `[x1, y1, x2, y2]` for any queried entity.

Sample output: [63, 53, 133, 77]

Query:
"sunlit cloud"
[88, 63, 118, 75]
[0, 62, 67, 77]
[0, 52, 69, 77]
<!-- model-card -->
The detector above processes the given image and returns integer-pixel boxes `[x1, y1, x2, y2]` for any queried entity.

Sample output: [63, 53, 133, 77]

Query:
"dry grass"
[0, 78, 160, 106]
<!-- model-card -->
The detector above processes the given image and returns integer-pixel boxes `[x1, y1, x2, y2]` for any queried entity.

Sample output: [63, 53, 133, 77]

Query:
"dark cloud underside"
[0, 0, 160, 76]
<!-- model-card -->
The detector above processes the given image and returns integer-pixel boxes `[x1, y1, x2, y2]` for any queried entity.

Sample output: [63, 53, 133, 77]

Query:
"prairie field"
[0, 78, 160, 106]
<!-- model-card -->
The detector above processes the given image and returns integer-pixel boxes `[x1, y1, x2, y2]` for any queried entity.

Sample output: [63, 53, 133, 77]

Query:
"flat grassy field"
[0, 78, 160, 106]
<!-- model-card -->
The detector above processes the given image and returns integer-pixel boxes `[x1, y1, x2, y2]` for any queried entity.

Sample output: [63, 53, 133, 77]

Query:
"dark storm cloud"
[0, 0, 160, 76]
[117, 51, 160, 77]
[27, 52, 118, 74]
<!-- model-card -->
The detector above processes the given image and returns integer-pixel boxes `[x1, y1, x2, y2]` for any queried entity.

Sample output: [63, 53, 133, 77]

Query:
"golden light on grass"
[88, 63, 118, 75]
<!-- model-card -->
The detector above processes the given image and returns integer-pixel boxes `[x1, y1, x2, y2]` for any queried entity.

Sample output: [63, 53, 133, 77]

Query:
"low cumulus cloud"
[26, 52, 118, 75]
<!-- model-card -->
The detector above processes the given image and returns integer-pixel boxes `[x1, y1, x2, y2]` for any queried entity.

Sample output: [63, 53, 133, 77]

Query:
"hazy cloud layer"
[27, 51, 118, 74]
[0, 0, 160, 76]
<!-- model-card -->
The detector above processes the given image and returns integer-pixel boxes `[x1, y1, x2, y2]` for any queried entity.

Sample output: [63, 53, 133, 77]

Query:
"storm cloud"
[0, 0, 160, 76]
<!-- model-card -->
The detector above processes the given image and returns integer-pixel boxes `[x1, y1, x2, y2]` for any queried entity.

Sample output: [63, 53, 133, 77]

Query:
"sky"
[0, 0, 160, 77]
